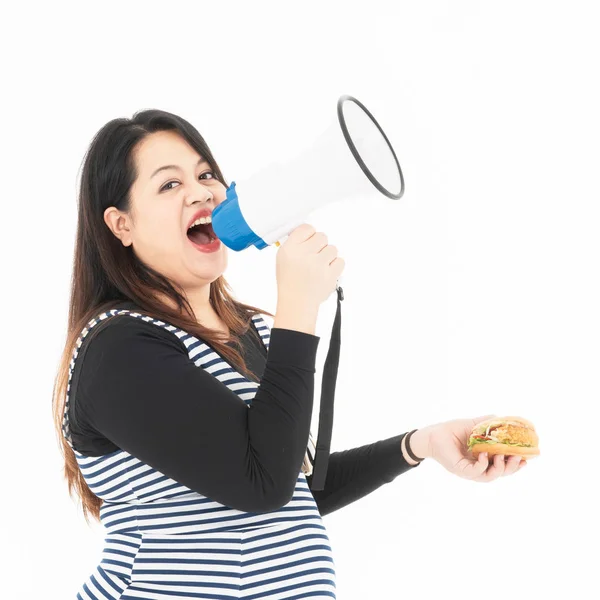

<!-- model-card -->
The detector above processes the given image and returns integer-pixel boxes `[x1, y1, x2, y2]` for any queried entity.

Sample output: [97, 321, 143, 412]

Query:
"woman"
[53, 109, 527, 600]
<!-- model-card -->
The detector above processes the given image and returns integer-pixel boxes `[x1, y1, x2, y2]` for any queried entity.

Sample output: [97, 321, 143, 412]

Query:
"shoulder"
[72, 312, 192, 407]
[76, 311, 188, 371]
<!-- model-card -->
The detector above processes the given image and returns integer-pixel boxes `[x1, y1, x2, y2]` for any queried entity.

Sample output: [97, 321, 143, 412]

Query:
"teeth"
[188, 215, 212, 230]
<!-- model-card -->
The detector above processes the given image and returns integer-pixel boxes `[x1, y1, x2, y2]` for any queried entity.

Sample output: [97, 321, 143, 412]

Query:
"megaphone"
[211, 94, 404, 251]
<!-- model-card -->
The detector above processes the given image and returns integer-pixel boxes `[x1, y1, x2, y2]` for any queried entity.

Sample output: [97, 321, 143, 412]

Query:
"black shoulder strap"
[309, 285, 344, 491]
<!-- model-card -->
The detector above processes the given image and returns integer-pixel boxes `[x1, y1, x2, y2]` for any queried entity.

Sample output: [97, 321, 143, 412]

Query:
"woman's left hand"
[418, 415, 528, 483]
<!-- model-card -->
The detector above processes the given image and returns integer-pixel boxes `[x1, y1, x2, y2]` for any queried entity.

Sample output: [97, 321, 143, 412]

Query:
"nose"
[186, 181, 214, 206]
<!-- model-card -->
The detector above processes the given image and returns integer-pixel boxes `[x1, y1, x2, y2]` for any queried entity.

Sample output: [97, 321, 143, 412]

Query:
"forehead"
[135, 130, 200, 175]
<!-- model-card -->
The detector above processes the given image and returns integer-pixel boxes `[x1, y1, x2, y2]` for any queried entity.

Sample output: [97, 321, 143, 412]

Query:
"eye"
[160, 171, 216, 193]
[160, 180, 179, 192]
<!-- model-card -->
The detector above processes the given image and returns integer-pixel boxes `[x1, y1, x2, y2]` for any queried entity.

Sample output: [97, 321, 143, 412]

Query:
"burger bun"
[471, 442, 540, 459]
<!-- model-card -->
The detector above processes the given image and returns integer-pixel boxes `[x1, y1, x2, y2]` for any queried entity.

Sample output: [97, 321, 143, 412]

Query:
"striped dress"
[62, 308, 336, 600]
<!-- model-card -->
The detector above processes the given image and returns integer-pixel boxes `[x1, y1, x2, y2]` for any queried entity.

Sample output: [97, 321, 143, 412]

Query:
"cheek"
[137, 217, 182, 255]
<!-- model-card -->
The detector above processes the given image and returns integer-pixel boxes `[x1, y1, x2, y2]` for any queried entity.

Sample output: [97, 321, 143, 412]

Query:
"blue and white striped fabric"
[62, 309, 336, 600]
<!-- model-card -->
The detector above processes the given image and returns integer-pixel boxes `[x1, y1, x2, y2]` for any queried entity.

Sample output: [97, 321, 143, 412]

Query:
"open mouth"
[187, 221, 217, 245]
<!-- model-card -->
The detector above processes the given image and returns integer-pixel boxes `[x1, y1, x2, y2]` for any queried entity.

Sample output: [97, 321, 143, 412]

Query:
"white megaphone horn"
[211, 94, 405, 254]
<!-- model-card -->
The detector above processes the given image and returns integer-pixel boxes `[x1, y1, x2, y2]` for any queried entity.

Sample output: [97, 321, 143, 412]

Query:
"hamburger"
[468, 416, 540, 458]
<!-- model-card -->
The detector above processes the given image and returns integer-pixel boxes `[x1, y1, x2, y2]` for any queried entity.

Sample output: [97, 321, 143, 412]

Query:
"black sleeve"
[305, 433, 421, 517]
[74, 315, 320, 514]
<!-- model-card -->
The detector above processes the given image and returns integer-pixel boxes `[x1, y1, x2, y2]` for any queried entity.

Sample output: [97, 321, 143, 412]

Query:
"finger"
[492, 454, 506, 477]
[502, 454, 522, 476]
[477, 454, 505, 483]
[463, 451, 491, 479]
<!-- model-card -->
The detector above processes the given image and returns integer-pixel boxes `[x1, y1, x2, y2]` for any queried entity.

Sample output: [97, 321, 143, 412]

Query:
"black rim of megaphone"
[337, 95, 405, 200]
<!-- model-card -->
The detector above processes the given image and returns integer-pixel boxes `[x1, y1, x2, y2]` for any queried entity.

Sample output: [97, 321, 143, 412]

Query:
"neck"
[154, 284, 214, 321]
[184, 284, 214, 321]
[152, 284, 229, 339]
[182, 284, 230, 341]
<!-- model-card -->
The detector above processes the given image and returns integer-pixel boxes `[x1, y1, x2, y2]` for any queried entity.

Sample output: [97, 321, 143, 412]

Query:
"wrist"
[402, 428, 432, 465]
[274, 296, 320, 335]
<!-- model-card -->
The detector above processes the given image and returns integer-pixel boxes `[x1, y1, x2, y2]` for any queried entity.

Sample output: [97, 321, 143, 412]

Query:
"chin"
[203, 255, 228, 278]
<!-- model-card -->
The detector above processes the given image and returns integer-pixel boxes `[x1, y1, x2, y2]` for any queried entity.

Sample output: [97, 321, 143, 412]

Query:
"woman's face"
[105, 130, 228, 291]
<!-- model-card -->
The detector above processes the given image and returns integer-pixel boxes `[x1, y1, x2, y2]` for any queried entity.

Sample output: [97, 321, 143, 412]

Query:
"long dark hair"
[52, 109, 314, 524]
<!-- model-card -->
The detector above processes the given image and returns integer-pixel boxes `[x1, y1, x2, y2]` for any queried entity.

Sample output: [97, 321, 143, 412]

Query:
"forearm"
[274, 296, 320, 335]
[308, 432, 422, 516]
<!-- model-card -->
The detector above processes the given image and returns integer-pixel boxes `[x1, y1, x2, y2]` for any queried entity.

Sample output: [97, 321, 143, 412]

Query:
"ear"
[104, 206, 133, 247]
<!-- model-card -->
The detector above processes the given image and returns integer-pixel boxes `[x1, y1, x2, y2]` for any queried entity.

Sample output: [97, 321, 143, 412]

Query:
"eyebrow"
[150, 157, 208, 179]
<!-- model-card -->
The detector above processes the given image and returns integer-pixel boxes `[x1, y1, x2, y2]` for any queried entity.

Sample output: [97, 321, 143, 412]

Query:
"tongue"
[188, 229, 212, 245]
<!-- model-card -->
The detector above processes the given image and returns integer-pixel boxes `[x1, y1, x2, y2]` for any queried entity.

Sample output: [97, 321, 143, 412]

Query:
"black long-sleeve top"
[67, 307, 420, 516]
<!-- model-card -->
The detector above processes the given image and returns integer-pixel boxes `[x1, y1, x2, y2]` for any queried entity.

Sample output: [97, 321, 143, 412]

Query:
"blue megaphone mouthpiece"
[211, 181, 269, 251]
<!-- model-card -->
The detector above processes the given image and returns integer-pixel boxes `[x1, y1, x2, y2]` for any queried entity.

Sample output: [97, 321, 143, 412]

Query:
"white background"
[1, 1, 598, 598]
